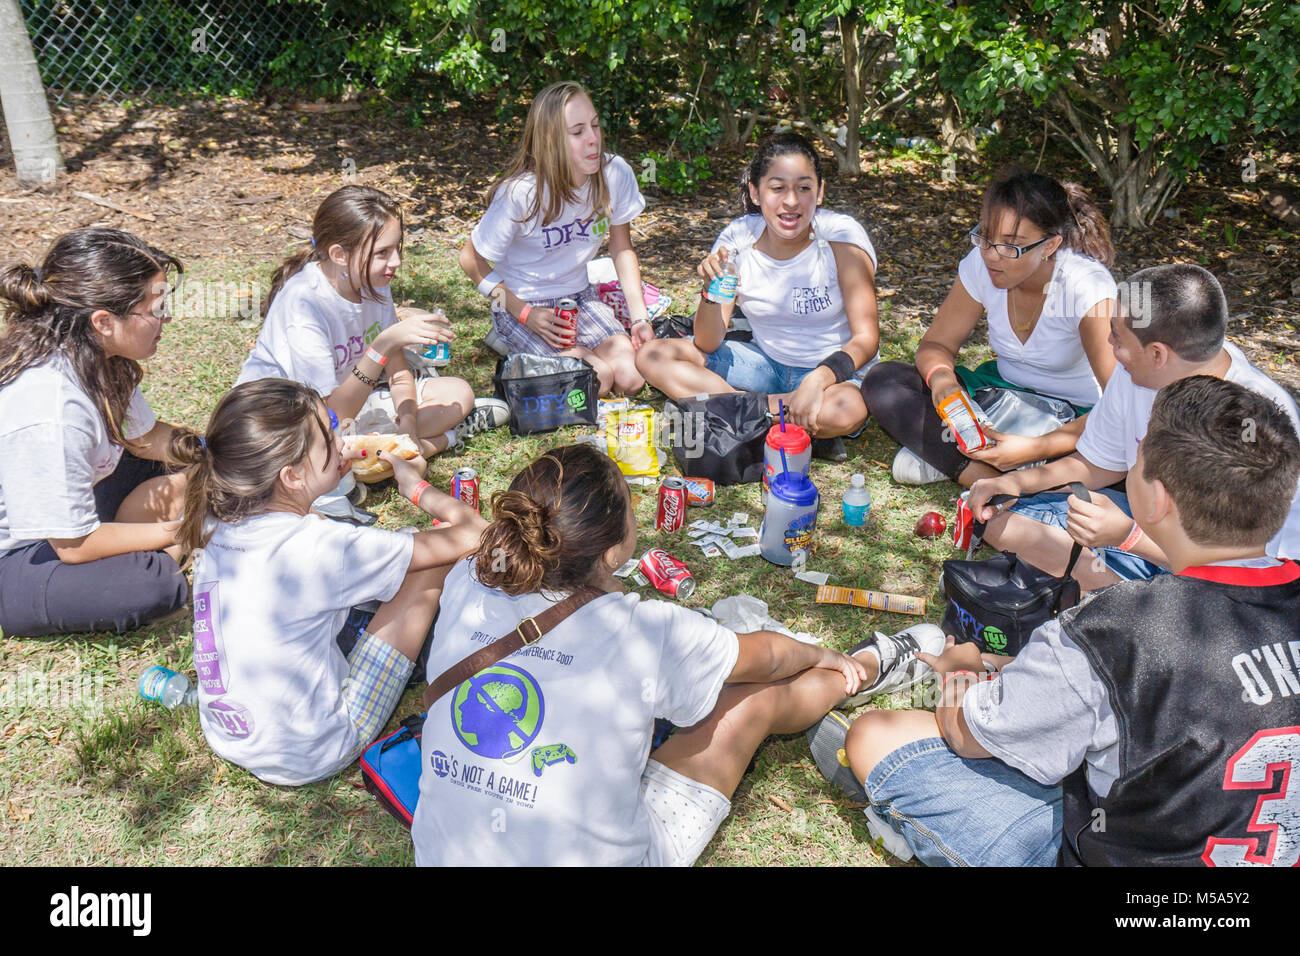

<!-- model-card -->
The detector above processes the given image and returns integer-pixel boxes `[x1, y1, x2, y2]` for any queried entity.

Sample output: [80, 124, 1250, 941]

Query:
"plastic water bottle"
[705, 247, 740, 304]
[139, 665, 198, 709]
[842, 473, 871, 527]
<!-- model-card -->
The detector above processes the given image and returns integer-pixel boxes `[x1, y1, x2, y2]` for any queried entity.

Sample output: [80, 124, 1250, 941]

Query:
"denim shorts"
[702, 338, 873, 395]
[863, 737, 1062, 867]
[1007, 489, 1168, 582]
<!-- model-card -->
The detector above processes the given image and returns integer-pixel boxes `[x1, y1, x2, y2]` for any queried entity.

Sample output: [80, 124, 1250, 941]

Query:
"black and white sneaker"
[841, 623, 946, 707]
[454, 397, 510, 449]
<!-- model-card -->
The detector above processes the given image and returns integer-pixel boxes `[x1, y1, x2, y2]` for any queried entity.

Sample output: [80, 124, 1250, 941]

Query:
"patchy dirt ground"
[1, 95, 1297, 394]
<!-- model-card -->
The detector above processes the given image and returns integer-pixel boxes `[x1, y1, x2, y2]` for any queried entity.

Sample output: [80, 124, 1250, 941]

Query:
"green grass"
[0, 240, 988, 867]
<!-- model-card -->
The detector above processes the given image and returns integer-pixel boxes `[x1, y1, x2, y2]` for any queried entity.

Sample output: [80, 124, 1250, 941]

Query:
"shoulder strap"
[968, 481, 1091, 580]
[421, 586, 603, 711]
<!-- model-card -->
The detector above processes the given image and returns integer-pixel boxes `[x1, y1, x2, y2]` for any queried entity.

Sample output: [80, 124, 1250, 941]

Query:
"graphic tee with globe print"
[412, 559, 739, 867]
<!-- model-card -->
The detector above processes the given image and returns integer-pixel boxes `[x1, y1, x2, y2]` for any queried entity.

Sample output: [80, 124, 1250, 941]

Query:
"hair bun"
[0, 264, 52, 316]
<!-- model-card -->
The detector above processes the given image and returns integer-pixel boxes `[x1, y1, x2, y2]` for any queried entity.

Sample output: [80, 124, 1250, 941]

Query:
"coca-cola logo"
[661, 494, 681, 520]
[646, 549, 679, 576]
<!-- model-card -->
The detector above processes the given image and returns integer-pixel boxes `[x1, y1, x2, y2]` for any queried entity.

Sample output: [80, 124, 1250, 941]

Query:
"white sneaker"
[842, 623, 946, 706]
[892, 447, 948, 485]
[484, 327, 510, 356]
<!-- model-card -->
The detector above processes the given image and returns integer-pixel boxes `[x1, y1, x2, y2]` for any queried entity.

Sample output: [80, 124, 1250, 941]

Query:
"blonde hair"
[484, 81, 611, 228]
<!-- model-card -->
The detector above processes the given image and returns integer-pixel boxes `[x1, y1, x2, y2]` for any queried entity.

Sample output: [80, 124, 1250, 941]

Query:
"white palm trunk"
[0, 0, 63, 184]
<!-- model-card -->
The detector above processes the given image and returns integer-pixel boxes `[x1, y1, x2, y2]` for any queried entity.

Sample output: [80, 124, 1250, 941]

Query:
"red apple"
[914, 511, 947, 538]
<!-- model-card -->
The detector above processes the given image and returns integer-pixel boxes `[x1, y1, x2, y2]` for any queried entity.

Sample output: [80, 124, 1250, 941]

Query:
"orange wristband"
[924, 365, 954, 390]
[410, 480, 430, 507]
[1118, 521, 1143, 552]
[518, 305, 532, 326]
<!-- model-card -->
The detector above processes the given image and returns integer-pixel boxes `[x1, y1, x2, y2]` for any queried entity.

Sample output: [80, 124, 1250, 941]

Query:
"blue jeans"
[1007, 489, 1168, 582]
[702, 338, 871, 394]
[863, 737, 1062, 867]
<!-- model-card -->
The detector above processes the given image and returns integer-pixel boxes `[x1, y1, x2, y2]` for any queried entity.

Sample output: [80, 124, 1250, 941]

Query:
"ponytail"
[471, 444, 629, 596]
[167, 428, 212, 562]
[0, 263, 52, 317]
[1061, 181, 1115, 268]
[263, 247, 314, 317]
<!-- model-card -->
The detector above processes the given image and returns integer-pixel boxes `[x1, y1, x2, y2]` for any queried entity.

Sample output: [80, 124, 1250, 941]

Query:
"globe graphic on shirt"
[451, 664, 545, 760]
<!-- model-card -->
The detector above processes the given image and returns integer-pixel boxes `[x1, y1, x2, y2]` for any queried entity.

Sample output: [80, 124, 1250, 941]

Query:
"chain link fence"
[22, 0, 328, 106]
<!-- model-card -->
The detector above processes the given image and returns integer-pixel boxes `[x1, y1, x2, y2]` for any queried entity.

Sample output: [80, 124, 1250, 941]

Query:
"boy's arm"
[917, 628, 1113, 784]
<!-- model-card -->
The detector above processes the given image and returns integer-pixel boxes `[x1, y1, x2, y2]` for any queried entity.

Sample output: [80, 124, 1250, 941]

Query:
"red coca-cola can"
[656, 476, 687, 532]
[451, 467, 480, 511]
[638, 548, 695, 600]
[682, 476, 716, 507]
[954, 491, 974, 550]
[556, 296, 579, 344]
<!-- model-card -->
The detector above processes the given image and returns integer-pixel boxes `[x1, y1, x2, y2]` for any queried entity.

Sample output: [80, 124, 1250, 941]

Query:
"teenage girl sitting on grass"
[459, 81, 652, 397]
[410, 442, 946, 866]
[634, 133, 880, 461]
[173, 378, 486, 785]
[238, 184, 506, 463]
[0, 229, 193, 637]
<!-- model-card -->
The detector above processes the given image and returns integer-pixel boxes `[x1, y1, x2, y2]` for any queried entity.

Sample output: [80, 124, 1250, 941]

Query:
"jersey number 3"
[1203, 726, 1300, 867]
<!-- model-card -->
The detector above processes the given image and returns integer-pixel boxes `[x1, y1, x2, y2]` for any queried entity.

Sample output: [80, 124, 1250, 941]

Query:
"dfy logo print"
[792, 286, 832, 314]
[451, 664, 545, 759]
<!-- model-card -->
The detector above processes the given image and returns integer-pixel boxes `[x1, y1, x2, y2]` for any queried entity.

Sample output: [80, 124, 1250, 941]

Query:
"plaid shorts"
[489, 283, 629, 355]
[340, 625, 414, 746]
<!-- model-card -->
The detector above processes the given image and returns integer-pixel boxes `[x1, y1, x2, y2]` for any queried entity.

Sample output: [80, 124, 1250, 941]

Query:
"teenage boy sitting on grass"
[967, 262, 1300, 591]
[810, 376, 1300, 866]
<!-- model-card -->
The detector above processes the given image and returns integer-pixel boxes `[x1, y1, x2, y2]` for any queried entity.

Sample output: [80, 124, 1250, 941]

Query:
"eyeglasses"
[969, 228, 1053, 260]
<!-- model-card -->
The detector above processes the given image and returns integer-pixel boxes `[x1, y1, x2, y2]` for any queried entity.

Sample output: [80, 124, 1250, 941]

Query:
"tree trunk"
[836, 13, 862, 174]
[0, 0, 63, 184]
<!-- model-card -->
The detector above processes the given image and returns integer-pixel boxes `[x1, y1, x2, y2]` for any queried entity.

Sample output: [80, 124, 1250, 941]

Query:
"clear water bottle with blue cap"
[842, 473, 871, 527]
[139, 665, 198, 709]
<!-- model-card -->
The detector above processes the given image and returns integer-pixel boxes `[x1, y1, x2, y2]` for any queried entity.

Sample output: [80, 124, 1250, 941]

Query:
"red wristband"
[924, 364, 954, 390]
[941, 669, 977, 691]
[518, 304, 532, 326]
[364, 346, 388, 367]
[410, 480, 430, 507]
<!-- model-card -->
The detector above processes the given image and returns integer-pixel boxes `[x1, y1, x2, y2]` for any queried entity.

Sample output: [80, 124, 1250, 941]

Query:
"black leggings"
[860, 361, 971, 479]
[0, 453, 188, 637]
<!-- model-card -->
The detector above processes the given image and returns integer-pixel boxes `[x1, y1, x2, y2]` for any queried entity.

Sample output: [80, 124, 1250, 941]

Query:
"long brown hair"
[979, 169, 1114, 268]
[0, 228, 182, 446]
[169, 378, 332, 558]
[474, 444, 629, 595]
[484, 81, 611, 228]
[264, 185, 404, 316]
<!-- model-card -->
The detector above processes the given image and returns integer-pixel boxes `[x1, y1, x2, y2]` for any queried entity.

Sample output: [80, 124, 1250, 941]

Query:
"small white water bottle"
[139, 665, 198, 709]
[842, 473, 871, 527]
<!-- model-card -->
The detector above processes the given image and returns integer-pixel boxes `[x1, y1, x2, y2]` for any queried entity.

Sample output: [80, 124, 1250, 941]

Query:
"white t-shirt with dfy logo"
[471, 153, 646, 301]
[712, 209, 880, 369]
[237, 261, 398, 398]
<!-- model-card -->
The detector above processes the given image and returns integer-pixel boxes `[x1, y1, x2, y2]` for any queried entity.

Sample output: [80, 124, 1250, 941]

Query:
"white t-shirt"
[411, 559, 739, 867]
[957, 245, 1116, 408]
[710, 210, 880, 369]
[191, 511, 414, 786]
[471, 153, 646, 301]
[0, 353, 156, 553]
[1076, 343, 1300, 560]
[237, 261, 398, 398]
